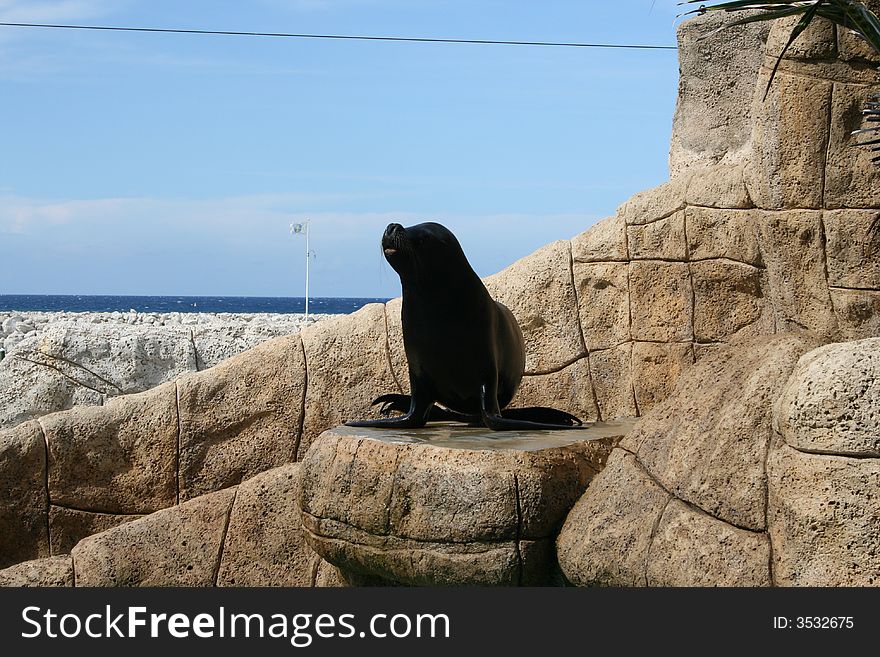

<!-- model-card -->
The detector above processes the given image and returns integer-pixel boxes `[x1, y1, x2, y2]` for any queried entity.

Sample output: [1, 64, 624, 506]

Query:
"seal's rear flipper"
[501, 407, 582, 427]
[371, 394, 478, 423]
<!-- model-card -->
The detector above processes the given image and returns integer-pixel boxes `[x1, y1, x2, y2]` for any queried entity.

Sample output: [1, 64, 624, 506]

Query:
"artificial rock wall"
[1, 11, 880, 578]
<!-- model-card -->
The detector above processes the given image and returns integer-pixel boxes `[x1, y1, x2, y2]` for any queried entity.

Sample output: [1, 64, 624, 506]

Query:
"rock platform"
[299, 422, 633, 585]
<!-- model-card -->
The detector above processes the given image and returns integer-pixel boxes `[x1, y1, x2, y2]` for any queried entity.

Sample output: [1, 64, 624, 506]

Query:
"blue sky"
[1, 0, 684, 297]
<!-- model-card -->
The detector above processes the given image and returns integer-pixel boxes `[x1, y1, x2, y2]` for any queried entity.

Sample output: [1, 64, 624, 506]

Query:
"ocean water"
[0, 295, 390, 315]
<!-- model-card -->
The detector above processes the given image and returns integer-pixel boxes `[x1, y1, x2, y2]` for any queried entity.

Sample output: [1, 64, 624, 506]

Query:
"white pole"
[304, 220, 310, 320]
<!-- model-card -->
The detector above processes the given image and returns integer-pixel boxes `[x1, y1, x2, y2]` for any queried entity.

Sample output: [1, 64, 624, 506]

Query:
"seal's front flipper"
[502, 407, 582, 427]
[347, 389, 434, 428]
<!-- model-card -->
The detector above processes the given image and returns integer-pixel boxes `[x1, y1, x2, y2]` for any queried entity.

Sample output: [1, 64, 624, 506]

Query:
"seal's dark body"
[346, 222, 580, 431]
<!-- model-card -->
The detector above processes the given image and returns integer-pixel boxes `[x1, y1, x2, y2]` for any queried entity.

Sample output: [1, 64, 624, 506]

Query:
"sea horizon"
[0, 294, 390, 315]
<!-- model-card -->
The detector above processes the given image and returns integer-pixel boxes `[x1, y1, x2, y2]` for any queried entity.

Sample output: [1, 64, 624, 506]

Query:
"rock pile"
[0, 311, 335, 429]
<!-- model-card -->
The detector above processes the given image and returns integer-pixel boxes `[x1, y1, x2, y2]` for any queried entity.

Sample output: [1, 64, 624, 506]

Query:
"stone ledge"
[298, 423, 631, 585]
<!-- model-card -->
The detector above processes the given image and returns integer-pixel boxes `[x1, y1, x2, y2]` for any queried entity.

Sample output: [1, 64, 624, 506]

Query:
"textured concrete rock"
[0, 343, 104, 430]
[824, 210, 880, 289]
[629, 261, 693, 342]
[573, 261, 631, 351]
[775, 339, 880, 457]
[177, 334, 305, 501]
[745, 72, 832, 210]
[26, 323, 196, 396]
[646, 499, 771, 587]
[686, 207, 762, 266]
[301, 305, 399, 454]
[764, 14, 836, 61]
[192, 324, 298, 370]
[627, 211, 687, 261]
[589, 344, 638, 420]
[299, 425, 620, 586]
[43, 382, 178, 514]
[485, 240, 586, 374]
[624, 333, 825, 531]
[384, 297, 408, 393]
[631, 342, 694, 415]
[313, 558, 350, 587]
[831, 288, 880, 340]
[571, 215, 628, 263]
[618, 178, 688, 226]
[685, 164, 753, 209]
[670, 11, 770, 177]
[73, 487, 236, 587]
[691, 259, 772, 343]
[216, 463, 315, 587]
[557, 451, 670, 587]
[825, 82, 880, 209]
[513, 358, 599, 424]
[768, 443, 880, 586]
[49, 507, 142, 556]
[0, 556, 73, 587]
[0, 421, 48, 568]
[757, 211, 837, 336]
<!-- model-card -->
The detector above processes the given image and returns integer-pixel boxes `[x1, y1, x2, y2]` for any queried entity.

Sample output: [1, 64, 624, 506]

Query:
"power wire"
[0, 22, 678, 50]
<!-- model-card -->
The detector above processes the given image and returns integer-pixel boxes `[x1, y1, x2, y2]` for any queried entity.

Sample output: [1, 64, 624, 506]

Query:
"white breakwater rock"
[0, 311, 338, 429]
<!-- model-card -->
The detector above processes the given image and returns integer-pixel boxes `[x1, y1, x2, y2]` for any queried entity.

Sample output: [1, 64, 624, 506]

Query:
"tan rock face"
[0, 556, 73, 587]
[686, 207, 762, 267]
[824, 210, 880, 289]
[216, 463, 314, 587]
[557, 451, 670, 587]
[629, 261, 693, 343]
[627, 212, 687, 261]
[631, 342, 694, 415]
[646, 499, 771, 587]
[0, 421, 48, 569]
[670, 11, 770, 177]
[301, 305, 399, 453]
[485, 240, 585, 374]
[831, 288, 880, 341]
[768, 443, 880, 586]
[177, 334, 305, 501]
[775, 339, 880, 457]
[685, 164, 752, 209]
[825, 82, 880, 209]
[573, 262, 630, 352]
[589, 344, 637, 421]
[384, 297, 408, 393]
[299, 426, 620, 586]
[49, 507, 142, 556]
[757, 210, 837, 336]
[745, 72, 832, 210]
[513, 358, 599, 424]
[571, 215, 628, 263]
[618, 178, 688, 227]
[43, 382, 178, 514]
[73, 487, 236, 587]
[691, 259, 772, 343]
[626, 334, 823, 531]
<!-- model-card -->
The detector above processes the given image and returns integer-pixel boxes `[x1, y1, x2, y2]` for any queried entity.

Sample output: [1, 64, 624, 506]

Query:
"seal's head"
[382, 222, 474, 284]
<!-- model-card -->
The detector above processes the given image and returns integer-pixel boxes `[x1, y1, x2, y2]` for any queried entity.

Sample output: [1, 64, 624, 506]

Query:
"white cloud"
[0, 193, 599, 295]
[0, 0, 116, 23]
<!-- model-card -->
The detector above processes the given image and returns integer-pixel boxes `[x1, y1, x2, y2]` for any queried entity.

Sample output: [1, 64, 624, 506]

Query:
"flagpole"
[305, 220, 310, 320]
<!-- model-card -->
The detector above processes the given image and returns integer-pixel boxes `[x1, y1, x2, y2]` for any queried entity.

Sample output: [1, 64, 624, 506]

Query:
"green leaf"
[763, 1, 826, 99]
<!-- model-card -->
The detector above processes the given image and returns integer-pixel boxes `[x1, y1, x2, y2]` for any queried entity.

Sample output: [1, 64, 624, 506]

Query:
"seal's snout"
[383, 223, 405, 257]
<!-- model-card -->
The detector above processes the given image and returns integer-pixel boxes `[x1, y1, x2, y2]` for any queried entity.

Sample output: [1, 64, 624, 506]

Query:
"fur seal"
[346, 221, 582, 431]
